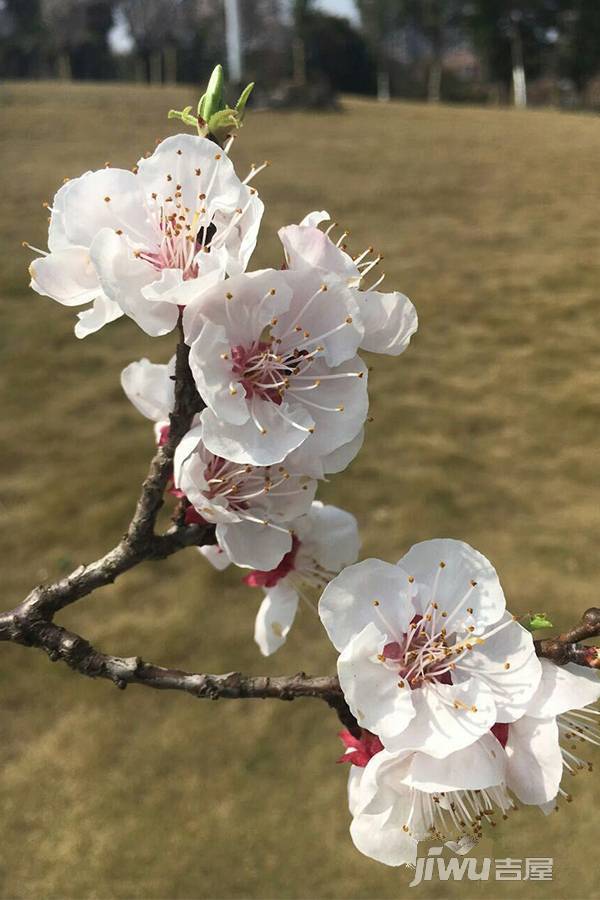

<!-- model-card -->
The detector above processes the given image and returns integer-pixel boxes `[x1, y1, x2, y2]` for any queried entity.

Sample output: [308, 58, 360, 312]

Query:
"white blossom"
[184, 268, 369, 467]
[344, 730, 512, 867]
[29, 134, 262, 337]
[319, 539, 541, 757]
[241, 501, 361, 656]
[279, 210, 418, 356]
[173, 424, 317, 570]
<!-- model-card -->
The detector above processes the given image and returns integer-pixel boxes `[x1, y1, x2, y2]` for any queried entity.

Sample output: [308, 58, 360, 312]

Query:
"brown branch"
[535, 607, 600, 669]
[0, 318, 359, 734]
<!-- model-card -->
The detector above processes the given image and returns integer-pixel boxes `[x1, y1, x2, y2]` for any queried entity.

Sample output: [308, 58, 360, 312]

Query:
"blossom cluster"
[322, 541, 600, 866]
[28, 102, 599, 871]
[29, 125, 415, 656]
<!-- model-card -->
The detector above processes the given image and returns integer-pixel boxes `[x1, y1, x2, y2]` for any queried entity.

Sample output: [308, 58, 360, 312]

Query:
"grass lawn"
[1, 81, 600, 899]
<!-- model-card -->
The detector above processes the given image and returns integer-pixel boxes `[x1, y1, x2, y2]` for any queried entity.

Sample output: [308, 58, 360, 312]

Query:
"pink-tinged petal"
[358, 289, 418, 357]
[254, 582, 299, 656]
[121, 357, 175, 423]
[505, 715, 563, 805]
[30, 247, 100, 307]
[189, 322, 250, 426]
[530, 659, 600, 718]
[198, 544, 231, 571]
[90, 229, 179, 336]
[216, 519, 292, 571]
[397, 538, 506, 633]
[279, 224, 359, 281]
[319, 559, 417, 652]
[405, 732, 506, 792]
[337, 622, 417, 735]
[453, 613, 541, 723]
[382, 678, 497, 758]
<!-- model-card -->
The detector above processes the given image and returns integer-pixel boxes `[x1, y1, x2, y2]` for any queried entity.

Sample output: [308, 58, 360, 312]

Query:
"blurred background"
[2, 0, 600, 108]
[1, 2, 600, 900]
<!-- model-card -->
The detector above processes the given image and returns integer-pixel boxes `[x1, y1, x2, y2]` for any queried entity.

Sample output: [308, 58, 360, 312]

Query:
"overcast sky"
[316, 0, 359, 22]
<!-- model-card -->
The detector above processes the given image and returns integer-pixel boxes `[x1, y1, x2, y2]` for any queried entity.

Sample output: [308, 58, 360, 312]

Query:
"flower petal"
[254, 582, 300, 656]
[319, 558, 417, 652]
[382, 678, 497, 758]
[337, 621, 417, 736]
[216, 519, 292, 570]
[359, 289, 418, 357]
[530, 659, 600, 718]
[505, 715, 563, 805]
[405, 732, 506, 792]
[452, 613, 542, 723]
[121, 357, 175, 423]
[397, 538, 506, 633]
[30, 247, 100, 307]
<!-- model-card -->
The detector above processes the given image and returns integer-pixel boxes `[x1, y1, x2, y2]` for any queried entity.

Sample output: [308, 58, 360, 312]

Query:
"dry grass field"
[1, 81, 600, 899]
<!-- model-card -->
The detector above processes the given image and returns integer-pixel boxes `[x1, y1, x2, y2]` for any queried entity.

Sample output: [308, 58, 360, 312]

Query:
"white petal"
[121, 357, 175, 422]
[289, 355, 368, 460]
[199, 404, 313, 467]
[382, 678, 497, 758]
[216, 519, 292, 570]
[275, 269, 363, 367]
[58, 168, 153, 248]
[405, 732, 506, 792]
[90, 229, 179, 336]
[189, 322, 250, 425]
[358, 289, 418, 357]
[74, 295, 123, 338]
[319, 558, 417, 652]
[137, 134, 241, 215]
[298, 210, 330, 228]
[350, 808, 418, 867]
[198, 544, 231, 571]
[254, 582, 299, 656]
[397, 538, 506, 633]
[505, 715, 563, 805]
[337, 622, 417, 736]
[30, 247, 100, 306]
[296, 502, 360, 572]
[453, 613, 542, 723]
[530, 659, 600, 718]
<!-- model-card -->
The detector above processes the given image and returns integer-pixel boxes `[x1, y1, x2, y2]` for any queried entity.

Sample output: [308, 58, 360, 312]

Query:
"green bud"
[167, 64, 255, 145]
[525, 613, 554, 632]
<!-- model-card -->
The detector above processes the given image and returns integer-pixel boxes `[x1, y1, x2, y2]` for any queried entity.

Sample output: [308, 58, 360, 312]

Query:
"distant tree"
[465, 1, 567, 105]
[0, 0, 46, 78]
[41, 0, 115, 80]
[304, 12, 376, 94]
[118, 0, 200, 83]
[565, 1, 600, 92]
[355, 0, 406, 99]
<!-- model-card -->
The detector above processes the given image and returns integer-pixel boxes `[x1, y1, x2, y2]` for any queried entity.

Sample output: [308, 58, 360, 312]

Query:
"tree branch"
[535, 607, 600, 669]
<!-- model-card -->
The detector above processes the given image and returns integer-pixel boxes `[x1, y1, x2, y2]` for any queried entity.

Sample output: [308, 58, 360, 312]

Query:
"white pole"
[224, 0, 243, 84]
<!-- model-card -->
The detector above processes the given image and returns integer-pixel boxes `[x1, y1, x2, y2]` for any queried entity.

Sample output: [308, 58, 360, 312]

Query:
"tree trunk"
[163, 45, 177, 85]
[377, 69, 390, 102]
[427, 58, 442, 103]
[293, 36, 306, 86]
[510, 23, 527, 107]
[57, 51, 72, 81]
[150, 49, 162, 85]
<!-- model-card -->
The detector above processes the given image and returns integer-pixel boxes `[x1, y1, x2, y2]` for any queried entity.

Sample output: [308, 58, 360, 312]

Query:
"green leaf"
[235, 82, 255, 119]
[525, 613, 554, 632]
[202, 64, 224, 122]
